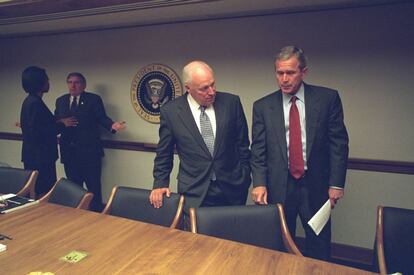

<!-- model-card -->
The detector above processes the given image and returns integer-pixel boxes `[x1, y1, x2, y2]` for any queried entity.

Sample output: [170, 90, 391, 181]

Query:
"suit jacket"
[55, 91, 114, 164]
[251, 83, 349, 211]
[20, 94, 60, 165]
[153, 92, 251, 209]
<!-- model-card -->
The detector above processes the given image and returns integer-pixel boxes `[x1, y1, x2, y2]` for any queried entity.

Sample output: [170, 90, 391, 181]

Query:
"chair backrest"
[189, 204, 302, 255]
[38, 178, 93, 210]
[376, 205, 414, 275]
[102, 186, 184, 229]
[0, 167, 38, 199]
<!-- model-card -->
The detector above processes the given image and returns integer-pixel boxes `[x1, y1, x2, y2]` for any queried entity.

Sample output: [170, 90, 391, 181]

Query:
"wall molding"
[1, 131, 413, 175]
[295, 237, 374, 268]
[0, 0, 216, 24]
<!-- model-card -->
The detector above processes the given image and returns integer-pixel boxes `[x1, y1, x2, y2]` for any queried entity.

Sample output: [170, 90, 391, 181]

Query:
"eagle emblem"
[131, 64, 183, 123]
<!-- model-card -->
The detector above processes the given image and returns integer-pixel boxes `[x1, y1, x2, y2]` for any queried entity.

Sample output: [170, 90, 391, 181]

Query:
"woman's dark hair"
[21, 66, 48, 94]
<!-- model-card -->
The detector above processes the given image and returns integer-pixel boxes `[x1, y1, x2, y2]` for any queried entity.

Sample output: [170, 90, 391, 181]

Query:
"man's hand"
[149, 188, 171, 208]
[111, 121, 126, 132]
[329, 188, 344, 209]
[59, 117, 78, 127]
[251, 186, 268, 205]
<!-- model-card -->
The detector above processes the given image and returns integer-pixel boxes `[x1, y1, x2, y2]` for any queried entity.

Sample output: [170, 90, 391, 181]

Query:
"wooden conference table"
[0, 203, 375, 275]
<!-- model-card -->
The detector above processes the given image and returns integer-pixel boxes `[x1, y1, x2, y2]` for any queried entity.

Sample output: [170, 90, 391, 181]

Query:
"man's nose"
[282, 73, 289, 82]
[207, 86, 215, 95]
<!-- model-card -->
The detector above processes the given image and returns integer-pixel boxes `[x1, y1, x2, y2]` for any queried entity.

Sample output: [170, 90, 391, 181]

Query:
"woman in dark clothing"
[20, 66, 76, 197]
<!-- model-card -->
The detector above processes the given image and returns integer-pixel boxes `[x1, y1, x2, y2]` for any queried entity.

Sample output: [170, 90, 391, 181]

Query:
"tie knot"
[290, 95, 298, 103]
[199, 105, 207, 113]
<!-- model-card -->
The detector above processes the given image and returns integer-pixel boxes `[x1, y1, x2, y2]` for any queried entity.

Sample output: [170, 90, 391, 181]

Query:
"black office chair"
[375, 205, 414, 275]
[189, 204, 302, 255]
[102, 186, 184, 229]
[38, 178, 93, 210]
[0, 167, 38, 199]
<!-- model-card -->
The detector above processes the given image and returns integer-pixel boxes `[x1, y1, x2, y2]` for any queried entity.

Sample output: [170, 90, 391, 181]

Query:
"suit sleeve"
[328, 92, 349, 188]
[54, 99, 61, 119]
[250, 102, 268, 187]
[153, 106, 175, 189]
[94, 96, 114, 131]
[54, 99, 66, 134]
[235, 97, 251, 170]
[23, 100, 44, 143]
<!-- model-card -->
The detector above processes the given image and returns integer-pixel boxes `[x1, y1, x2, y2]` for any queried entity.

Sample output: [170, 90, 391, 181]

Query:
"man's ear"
[301, 66, 308, 78]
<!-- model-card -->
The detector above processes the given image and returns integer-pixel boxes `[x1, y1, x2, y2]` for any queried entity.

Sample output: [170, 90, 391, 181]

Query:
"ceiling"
[0, 0, 407, 37]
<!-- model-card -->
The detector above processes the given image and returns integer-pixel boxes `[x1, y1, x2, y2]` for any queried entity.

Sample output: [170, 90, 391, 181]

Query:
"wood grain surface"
[0, 203, 376, 274]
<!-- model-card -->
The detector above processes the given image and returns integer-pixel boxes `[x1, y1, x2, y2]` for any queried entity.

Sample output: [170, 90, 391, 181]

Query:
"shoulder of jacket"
[162, 94, 184, 110]
[56, 93, 69, 101]
[254, 91, 279, 106]
[83, 91, 100, 98]
[305, 84, 338, 95]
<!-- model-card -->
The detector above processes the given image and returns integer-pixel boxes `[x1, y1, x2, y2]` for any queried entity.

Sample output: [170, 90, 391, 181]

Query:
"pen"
[0, 234, 12, 240]
[7, 199, 21, 205]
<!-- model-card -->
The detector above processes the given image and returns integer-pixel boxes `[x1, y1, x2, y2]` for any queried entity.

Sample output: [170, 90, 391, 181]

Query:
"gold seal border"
[130, 63, 183, 124]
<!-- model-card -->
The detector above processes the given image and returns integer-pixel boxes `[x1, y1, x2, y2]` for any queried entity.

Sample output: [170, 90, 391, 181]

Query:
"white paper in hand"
[308, 199, 331, 235]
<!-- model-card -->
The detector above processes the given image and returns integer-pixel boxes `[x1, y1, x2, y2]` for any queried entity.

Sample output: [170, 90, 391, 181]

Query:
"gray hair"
[182, 61, 213, 85]
[66, 72, 86, 85]
[274, 46, 307, 70]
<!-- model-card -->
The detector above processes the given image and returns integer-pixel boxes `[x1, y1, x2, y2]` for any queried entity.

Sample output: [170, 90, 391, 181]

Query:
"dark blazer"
[251, 83, 349, 210]
[55, 92, 113, 164]
[20, 94, 60, 165]
[153, 92, 251, 209]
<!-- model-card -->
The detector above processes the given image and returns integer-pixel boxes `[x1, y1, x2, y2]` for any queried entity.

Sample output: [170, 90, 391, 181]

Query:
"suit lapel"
[272, 92, 288, 165]
[62, 94, 71, 115]
[176, 94, 212, 157]
[304, 84, 320, 158]
[78, 92, 86, 108]
[213, 94, 226, 157]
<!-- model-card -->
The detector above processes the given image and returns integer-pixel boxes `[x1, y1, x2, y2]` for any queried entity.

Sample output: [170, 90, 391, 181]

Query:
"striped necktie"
[199, 106, 215, 156]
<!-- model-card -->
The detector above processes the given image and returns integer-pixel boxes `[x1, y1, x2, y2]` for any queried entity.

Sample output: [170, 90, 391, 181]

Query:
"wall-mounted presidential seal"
[130, 64, 183, 123]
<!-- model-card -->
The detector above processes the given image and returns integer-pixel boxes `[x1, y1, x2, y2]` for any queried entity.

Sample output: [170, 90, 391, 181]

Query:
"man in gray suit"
[150, 61, 251, 213]
[251, 46, 349, 260]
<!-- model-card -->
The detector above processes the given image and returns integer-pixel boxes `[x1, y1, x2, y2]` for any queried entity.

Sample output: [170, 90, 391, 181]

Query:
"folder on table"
[0, 194, 39, 214]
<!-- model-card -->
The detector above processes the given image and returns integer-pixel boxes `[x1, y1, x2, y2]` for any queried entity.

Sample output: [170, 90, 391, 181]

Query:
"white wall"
[1, 3, 413, 249]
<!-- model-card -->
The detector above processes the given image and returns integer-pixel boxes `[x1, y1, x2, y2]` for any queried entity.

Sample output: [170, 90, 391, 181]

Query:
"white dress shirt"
[283, 83, 307, 169]
[187, 93, 217, 138]
[69, 95, 79, 108]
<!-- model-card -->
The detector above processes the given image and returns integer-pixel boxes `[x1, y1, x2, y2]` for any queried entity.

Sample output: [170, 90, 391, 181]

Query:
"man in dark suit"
[20, 66, 76, 197]
[150, 61, 251, 213]
[251, 46, 349, 260]
[55, 72, 125, 211]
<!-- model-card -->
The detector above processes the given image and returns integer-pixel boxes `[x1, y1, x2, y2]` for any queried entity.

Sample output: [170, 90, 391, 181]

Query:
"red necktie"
[289, 96, 304, 179]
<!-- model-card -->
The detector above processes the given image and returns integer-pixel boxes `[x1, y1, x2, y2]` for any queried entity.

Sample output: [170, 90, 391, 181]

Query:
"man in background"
[55, 72, 125, 211]
[150, 61, 251, 215]
[250, 46, 349, 260]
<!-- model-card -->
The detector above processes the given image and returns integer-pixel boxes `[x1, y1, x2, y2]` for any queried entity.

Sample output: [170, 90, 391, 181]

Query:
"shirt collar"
[187, 93, 199, 109]
[187, 93, 214, 111]
[282, 82, 305, 103]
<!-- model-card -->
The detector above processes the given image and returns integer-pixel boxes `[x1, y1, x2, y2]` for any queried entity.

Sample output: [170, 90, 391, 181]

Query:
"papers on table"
[0, 194, 16, 200]
[60, 250, 88, 263]
[308, 199, 331, 236]
[0, 194, 39, 214]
